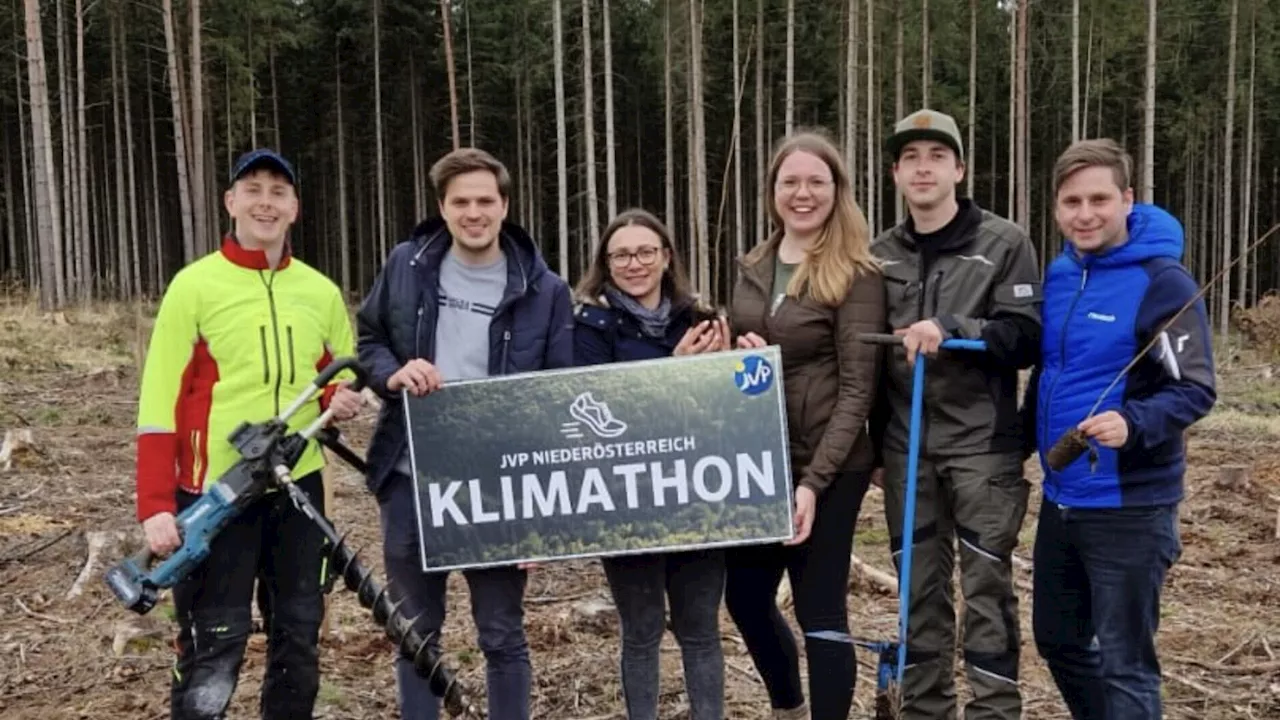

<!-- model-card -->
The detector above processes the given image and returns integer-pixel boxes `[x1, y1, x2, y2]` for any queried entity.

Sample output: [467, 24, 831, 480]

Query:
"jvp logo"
[734, 354, 774, 396]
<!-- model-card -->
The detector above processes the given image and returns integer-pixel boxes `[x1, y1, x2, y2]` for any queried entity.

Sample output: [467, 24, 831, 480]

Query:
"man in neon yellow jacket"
[134, 149, 363, 719]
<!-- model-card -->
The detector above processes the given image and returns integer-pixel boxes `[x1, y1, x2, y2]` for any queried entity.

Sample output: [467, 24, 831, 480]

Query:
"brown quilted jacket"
[728, 241, 886, 496]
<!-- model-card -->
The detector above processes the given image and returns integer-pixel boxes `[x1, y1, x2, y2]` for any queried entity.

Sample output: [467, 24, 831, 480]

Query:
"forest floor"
[0, 299, 1278, 719]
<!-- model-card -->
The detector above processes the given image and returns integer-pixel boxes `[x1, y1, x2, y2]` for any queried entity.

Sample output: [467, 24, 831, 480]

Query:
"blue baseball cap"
[230, 148, 297, 186]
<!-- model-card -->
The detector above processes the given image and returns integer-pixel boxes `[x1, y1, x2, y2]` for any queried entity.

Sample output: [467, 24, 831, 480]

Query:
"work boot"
[771, 702, 810, 720]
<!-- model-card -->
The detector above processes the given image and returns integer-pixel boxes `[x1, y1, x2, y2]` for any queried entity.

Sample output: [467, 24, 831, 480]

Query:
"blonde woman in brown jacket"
[724, 130, 885, 720]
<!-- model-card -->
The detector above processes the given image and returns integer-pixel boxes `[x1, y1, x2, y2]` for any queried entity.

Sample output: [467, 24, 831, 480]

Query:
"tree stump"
[1216, 465, 1251, 490]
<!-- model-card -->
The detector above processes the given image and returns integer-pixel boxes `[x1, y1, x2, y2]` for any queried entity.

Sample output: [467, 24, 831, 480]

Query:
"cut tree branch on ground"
[14, 596, 73, 625]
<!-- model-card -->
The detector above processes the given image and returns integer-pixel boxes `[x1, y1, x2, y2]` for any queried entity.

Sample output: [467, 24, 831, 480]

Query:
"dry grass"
[0, 302, 1277, 719]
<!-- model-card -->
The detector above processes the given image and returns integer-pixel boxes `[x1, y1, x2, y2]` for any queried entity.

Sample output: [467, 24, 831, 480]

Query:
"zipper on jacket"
[287, 325, 296, 385]
[259, 327, 270, 384]
[1043, 267, 1089, 499]
[929, 270, 944, 318]
[259, 270, 284, 416]
[500, 329, 512, 375]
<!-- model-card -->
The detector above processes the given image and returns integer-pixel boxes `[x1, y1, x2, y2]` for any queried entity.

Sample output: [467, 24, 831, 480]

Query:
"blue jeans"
[1033, 502, 1182, 720]
[602, 549, 725, 720]
[379, 474, 531, 720]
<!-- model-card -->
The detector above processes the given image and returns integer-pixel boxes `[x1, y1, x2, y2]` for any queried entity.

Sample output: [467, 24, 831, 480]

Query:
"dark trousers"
[169, 472, 327, 720]
[378, 473, 531, 720]
[602, 549, 725, 720]
[1033, 502, 1182, 720]
[724, 470, 871, 719]
[881, 451, 1029, 720]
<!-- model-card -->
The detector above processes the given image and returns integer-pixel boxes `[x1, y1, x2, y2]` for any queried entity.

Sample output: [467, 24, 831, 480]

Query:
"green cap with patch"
[887, 109, 965, 163]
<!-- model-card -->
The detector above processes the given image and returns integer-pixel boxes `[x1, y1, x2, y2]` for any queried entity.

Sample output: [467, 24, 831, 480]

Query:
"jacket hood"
[406, 216, 553, 288]
[1067, 202, 1184, 268]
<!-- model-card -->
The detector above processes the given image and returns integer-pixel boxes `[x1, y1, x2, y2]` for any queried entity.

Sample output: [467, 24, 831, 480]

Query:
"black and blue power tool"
[101, 356, 479, 716]
[103, 356, 365, 615]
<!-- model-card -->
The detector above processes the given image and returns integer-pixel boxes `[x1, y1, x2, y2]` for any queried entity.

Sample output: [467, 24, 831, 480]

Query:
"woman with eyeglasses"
[573, 208, 730, 720]
[724, 130, 885, 720]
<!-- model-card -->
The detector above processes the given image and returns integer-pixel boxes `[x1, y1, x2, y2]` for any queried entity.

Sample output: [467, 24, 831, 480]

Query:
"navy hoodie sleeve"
[543, 280, 577, 370]
[355, 250, 409, 401]
[1119, 265, 1216, 453]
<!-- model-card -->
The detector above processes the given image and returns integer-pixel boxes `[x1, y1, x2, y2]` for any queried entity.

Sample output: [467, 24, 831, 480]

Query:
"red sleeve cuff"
[136, 432, 179, 522]
[320, 382, 339, 411]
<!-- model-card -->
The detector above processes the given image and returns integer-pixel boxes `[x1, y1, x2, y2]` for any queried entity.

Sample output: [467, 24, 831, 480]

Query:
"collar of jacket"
[890, 197, 983, 253]
[406, 216, 549, 296]
[576, 287, 701, 316]
[220, 233, 293, 270]
[736, 234, 782, 294]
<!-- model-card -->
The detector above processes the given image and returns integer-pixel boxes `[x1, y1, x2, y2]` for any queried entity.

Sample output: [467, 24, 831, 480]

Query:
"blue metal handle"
[870, 333, 986, 688]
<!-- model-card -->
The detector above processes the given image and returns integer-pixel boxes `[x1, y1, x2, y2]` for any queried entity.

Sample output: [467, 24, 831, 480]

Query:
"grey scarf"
[604, 284, 671, 339]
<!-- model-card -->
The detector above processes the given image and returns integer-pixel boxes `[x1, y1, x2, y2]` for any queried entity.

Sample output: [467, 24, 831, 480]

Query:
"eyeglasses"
[607, 247, 663, 268]
[775, 177, 833, 193]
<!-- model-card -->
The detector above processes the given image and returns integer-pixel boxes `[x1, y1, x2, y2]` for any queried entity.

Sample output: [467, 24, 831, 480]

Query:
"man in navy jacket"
[1024, 138, 1215, 720]
[356, 147, 574, 720]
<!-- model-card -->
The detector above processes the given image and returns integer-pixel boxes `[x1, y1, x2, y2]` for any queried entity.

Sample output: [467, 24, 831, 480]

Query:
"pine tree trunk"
[1015, 0, 1029, 230]
[111, 12, 129, 296]
[967, 0, 976, 197]
[1238, 0, 1254, 309]
[1220, 0, 1237, 336]
[441, 0, 460, 150]
[15, 42, 35, 288]
[553, 0, 569, 279]
[2, 121, 15, 280]
[163, 0, 195, 264]
[270, 40, 281, 149]
[24, 0, 65, 309]
[190, 0, 207, 254]
[755, 0, 764, 242]
[603, 0, 617, 219]
[784, 0, 794, 135]
[336, 51, 350, 299]
[691, 0, 709, 295]
[148, 48, 164, 293]
[733, 0, 744, 260]
[410, 54, 423, 221]
[76, 0, 89, 299]
[844, 0, 857, 182]
[1141, 0, 1156, 203]
[373, 0, 387, 257]
[582, 0, 599, 253]
[893, 2, 903, 222]
[121, 12, 140, 296]
[921, 0, 930, 107]
[664, 0, 674, 229]
[56, 0, 75, 296]
[465, 6, 476, 144]
[1072, 0, 1080, 143]
[865, 0, 875, 233]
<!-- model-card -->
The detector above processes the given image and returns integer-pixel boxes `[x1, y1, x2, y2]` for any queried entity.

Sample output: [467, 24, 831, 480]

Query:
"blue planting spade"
[856, 333, 986, 719]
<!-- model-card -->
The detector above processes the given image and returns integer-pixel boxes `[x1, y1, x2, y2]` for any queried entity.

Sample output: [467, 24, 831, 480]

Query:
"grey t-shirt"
[395, 250, 508, 476]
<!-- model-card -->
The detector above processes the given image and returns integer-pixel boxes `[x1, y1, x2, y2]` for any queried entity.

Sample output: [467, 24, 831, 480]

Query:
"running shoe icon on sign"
[562, 392, 628, 439]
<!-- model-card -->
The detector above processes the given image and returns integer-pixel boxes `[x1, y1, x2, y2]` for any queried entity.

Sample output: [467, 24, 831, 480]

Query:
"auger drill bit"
[271, 469, 481, 718]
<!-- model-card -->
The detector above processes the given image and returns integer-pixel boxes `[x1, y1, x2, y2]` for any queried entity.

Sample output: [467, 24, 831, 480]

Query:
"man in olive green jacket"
[869, 109, 1042, 720]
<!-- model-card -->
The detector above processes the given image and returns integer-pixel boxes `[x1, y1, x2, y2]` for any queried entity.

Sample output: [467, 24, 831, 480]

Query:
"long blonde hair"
[747, 129, 878, 306]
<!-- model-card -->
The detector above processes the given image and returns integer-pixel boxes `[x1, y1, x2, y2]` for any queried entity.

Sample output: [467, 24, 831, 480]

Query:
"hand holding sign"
[389, 359, 444, 396]
[735, 332, 767, 349]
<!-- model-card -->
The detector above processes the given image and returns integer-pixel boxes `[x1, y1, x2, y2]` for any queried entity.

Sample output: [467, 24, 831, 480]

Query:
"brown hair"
[429, 147, 513, 201]
[747, 129, 879, 307]
[575, 208, 697, 309]
[1054, 138, 1132, 195]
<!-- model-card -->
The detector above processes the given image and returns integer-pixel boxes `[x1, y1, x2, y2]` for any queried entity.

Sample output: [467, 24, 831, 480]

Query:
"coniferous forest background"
[2, 0, 1278, 340]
